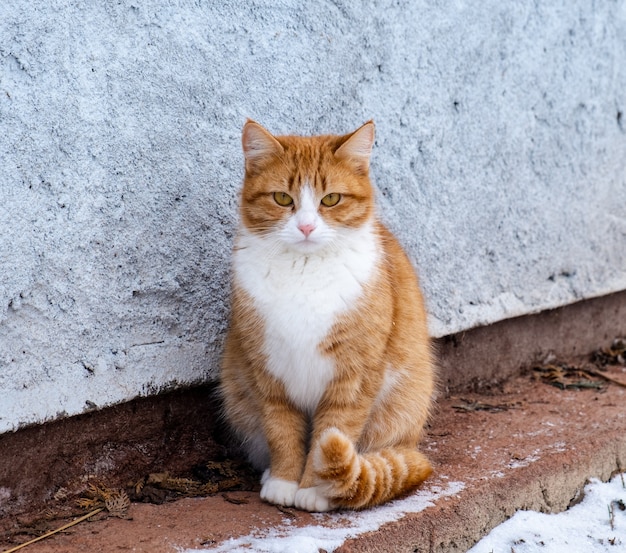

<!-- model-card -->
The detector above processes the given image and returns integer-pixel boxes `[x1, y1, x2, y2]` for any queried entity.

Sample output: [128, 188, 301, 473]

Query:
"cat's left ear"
[335, 120, 375, 171]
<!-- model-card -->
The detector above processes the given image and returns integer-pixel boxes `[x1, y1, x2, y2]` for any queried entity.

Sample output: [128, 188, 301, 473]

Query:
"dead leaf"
[533, 362, 626, 390]
[77, 484, 130, 519]
[105, 491, 131, 518]
[591, 338, 626, 367]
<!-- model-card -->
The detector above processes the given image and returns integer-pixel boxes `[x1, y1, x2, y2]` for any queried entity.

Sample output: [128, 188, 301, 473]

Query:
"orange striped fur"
[220, 120, 435, 511]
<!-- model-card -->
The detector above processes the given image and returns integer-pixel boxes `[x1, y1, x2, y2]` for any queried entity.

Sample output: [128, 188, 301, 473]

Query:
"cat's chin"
[286, 238, 328, 254]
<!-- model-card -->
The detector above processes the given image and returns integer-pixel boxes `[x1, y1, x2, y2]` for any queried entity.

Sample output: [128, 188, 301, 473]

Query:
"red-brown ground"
[3, 364, 625, 553]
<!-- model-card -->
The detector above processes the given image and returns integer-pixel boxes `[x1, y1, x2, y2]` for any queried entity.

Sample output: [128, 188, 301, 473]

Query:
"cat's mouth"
[289, 235, 327, 254]
[295, 237, 322, 250]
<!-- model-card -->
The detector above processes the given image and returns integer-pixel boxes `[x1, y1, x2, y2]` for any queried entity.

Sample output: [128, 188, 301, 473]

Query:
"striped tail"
[313, 427, 432, 510]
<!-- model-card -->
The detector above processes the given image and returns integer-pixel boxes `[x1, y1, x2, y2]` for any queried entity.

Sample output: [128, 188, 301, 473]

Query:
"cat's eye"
[321, 193, 341, 207]
[273, 192, 294, 207]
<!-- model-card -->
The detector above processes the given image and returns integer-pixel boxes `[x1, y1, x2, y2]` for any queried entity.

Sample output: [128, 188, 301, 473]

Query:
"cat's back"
[378, 223, 428, 319]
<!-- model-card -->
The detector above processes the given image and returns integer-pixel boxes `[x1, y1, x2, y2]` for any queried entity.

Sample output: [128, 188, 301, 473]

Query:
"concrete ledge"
[3, 370, 624, 552]
[437, 289, 626, 392]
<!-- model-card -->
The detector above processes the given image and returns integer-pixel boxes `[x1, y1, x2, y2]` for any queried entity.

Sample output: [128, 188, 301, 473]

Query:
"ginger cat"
[220, 120, 435, 512]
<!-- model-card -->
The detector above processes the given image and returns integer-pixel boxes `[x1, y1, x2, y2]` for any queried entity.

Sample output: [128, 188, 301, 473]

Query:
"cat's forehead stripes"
[316, 169, 328, 193]
[280, 138, 334, 195]
[293, 172, 327, 196]
[285, 170, 323, 197]
[287, 173, 297, 193]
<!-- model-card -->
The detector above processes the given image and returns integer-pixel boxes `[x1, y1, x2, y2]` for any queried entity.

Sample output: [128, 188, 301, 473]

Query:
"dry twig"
[2, 484, 131, 552]
[2, 508, 103, 553]
[221, 493, 250, 505]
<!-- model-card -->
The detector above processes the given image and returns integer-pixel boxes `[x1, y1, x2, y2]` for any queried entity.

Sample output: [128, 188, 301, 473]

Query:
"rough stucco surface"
[1, 1, 625, 433]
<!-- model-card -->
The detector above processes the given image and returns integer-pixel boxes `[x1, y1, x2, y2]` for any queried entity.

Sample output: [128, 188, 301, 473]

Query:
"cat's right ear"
[242, 120, 284, 174]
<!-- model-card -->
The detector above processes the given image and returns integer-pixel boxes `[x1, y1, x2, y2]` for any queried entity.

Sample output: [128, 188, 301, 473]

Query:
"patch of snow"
[470, 446, 482, 459]
[513, 428, 551, 439]
[468, 473, 626, 553]
[183, 481, 464, 553]
[507, 450, 541, 469]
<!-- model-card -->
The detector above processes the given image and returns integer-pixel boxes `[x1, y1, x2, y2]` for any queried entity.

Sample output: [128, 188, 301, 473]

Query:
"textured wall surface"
[1, 1, 625, 433]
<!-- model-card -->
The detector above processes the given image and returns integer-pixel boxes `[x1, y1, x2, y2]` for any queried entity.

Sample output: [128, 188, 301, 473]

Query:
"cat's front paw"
[260, 476, 299, 507]
[294, 486, 334, 512]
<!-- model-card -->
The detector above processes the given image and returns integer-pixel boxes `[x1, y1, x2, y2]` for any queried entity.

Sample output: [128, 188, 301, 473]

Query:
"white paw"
[260, 476, 298, 507]
[294, 486, 334, 512]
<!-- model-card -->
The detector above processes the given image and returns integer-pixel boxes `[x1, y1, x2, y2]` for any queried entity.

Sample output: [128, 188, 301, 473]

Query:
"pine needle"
[585, 368, 626, 388]
[2, 508, 103, 553]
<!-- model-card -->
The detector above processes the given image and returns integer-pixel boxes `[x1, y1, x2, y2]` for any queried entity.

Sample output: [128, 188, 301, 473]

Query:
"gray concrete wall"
[1, 0, 625, 433]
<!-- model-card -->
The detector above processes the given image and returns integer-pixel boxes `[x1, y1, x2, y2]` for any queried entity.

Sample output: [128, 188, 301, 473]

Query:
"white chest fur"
[233, 222, 380, 412]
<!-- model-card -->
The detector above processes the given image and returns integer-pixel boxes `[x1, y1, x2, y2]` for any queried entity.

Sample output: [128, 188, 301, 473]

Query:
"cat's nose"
[298, 223, 316, 237]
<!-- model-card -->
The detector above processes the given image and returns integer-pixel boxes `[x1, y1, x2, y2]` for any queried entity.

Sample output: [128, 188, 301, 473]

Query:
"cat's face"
[239, 121, 376, 253]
